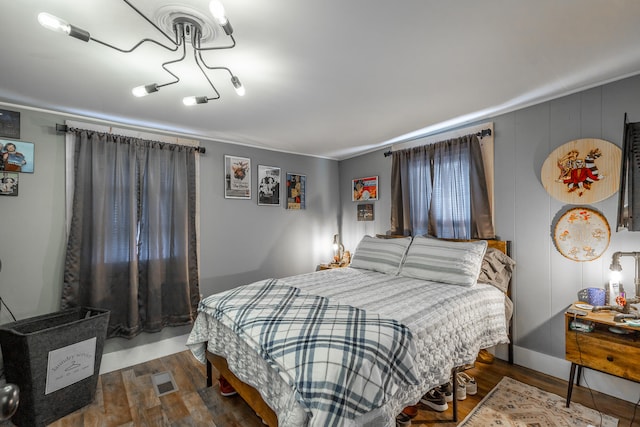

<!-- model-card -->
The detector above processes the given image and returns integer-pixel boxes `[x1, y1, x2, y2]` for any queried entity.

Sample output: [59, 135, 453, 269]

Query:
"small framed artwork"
[258, 165, 281, 206]
[357, 203, 374, 221]
[224, 155, 251, 199]
[286, 173, 306, 210]
[352, 176, 378, 201]
[0, 172, 19, 196]
[0, 140, 34, 173]
[0, 109, 20, 139]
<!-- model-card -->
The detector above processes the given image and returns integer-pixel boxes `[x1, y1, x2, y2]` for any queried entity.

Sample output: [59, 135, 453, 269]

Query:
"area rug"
[458, 376, 618, 427]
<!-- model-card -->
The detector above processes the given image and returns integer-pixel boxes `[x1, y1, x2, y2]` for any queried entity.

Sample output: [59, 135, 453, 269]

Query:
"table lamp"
[332, 234, 344, 263]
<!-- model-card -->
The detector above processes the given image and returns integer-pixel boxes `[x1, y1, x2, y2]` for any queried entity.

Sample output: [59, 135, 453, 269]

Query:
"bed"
[187, 236, 515, 427]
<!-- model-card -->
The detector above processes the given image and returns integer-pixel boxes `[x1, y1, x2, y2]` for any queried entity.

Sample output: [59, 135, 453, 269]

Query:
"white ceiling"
[2, 1, 640, 160]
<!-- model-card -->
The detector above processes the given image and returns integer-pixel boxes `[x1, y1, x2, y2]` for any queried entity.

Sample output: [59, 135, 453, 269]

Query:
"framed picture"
[286, 173, 306, 210]
[357, 203, 374, 221]
[0, 172, 18, 196]
[0, 109, 20, 139]
[0, 140, 34, 173]
[258, 165, 281, 206]
[352, 176, 378, 201]
[224, 155, 251, 199]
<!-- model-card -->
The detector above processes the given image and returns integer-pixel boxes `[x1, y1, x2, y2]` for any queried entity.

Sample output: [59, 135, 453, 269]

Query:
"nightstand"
[565, 302, 640, 407]
[318, 263, 348, 271]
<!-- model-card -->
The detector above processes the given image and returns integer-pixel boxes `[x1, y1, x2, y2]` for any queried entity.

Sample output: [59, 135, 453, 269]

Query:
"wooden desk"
[565, 302, 640, 407]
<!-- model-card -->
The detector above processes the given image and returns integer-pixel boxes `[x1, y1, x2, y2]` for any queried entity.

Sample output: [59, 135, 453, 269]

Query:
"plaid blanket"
[198, 278, 420, 427]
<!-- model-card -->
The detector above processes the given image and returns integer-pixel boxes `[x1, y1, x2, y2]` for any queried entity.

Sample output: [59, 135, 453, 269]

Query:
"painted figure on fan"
[556, 148, 604, 196]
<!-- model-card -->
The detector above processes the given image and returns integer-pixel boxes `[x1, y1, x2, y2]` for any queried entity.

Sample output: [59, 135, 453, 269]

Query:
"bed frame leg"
[206, 359, 213, 387]
[452, 367, 459, 422]
[418, 367, 460, 424]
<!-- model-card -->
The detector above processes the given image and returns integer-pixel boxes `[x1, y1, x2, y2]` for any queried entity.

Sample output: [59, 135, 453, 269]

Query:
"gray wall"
[0, 109, 67, 323]
[338, 150, 392, 253]
[198, 141, 341, 295]
[339, 74, 640, 366]
[0, 106, 340, 353]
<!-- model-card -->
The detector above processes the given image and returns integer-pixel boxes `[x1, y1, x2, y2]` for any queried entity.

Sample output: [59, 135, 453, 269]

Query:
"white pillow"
[349, 235, 412, 275]
[399, 236, 487, 286]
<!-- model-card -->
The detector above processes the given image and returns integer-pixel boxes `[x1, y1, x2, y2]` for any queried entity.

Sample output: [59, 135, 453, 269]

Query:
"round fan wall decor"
[553, 207, 610, 262]
[540, 138, 621, 204]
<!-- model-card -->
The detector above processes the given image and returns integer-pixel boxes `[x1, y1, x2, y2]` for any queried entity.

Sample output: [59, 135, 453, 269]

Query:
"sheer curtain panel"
[62, 130, 200, 338]
[390, 134, 494, 239]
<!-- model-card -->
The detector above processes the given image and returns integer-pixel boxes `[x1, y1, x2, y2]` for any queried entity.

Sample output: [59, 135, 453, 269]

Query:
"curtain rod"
[55, 123, 206, 154]
[383, 128, 492, 157]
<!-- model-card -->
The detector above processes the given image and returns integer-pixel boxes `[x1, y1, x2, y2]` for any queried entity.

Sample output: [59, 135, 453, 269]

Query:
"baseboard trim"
[99, 333, 190, 374]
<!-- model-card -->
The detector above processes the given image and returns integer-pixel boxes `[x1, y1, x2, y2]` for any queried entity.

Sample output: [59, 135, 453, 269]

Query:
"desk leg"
[566, 363, 577, 407]
[576, 365, 583, 387]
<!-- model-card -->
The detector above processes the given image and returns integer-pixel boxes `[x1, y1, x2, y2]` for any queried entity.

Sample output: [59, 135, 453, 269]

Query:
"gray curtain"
[390, 134, 494, 239]
[62, 130, 200, 338]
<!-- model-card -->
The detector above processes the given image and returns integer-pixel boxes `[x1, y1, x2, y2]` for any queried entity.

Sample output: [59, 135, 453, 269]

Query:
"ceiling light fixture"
[37, 0, 244, 106]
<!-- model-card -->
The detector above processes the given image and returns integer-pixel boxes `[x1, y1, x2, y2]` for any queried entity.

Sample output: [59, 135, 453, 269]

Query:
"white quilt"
[187, 267, 510, 427]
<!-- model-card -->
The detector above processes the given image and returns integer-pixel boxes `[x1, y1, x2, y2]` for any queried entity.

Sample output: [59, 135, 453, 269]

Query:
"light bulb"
[38, 12, 90, 41]
[132, 84, 159, 97]
[209, 1, 228, 26]
[38, 13, 71, 35]
[610, 270, 622, 285]
[183, 96, 208, 106]
[231, 76, 245, 96]
[132, 86, 147, 97]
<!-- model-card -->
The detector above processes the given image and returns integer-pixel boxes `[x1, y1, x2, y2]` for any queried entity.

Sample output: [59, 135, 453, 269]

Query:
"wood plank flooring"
[2, 350, 638, 426]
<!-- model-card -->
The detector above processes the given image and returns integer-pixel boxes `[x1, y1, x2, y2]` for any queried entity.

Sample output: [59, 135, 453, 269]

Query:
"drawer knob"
[607, 355, 614, 362]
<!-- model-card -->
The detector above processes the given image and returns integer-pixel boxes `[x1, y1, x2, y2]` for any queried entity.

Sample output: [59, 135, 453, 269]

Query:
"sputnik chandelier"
[37, 0, 245, 105]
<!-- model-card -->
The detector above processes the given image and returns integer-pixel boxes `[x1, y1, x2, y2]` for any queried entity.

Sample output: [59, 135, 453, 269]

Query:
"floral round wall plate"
[553, 207, 610, 261]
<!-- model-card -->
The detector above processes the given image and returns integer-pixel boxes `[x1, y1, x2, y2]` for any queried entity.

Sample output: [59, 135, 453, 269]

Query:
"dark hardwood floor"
[3, 350, 638, 426]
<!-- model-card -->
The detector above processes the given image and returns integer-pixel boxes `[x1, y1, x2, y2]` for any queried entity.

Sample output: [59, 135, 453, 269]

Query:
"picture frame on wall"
[352, 176, 378, 201]
[357, 203, 374, 221]
[286, 173, 306, 210]
[258, 165, 281, 206]
[224, 155, 251, 199]
[0, 109, 20, 139]
[0, 172, 18, 196]
[0, 139, 34, 173]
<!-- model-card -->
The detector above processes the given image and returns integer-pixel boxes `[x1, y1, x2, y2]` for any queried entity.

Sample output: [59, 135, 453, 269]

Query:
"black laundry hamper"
[0, 307, 110, 426]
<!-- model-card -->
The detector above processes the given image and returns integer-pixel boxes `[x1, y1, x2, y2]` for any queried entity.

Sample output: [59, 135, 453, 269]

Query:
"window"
[390, 124, 494, 239]
[62, 122, 201, 338]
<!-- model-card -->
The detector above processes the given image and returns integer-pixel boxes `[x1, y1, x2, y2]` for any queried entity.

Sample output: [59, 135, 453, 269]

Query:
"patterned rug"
[459, 376, 618, 427]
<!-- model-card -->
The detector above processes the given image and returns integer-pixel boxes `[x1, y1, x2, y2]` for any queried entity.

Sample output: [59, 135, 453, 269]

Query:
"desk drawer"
[566, 329, 640, 382]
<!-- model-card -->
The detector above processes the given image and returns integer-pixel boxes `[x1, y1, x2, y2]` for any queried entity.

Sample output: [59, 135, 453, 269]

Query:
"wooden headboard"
[376, 234, 511, 256]
[445, 238, 509, 255]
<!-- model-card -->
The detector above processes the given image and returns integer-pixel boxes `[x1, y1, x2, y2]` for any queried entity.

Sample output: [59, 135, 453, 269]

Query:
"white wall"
[339, 73, 640, 402]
